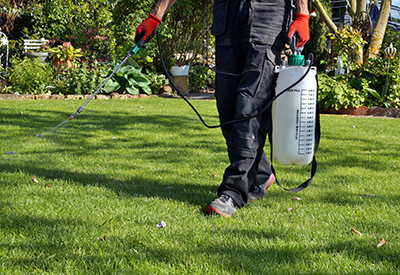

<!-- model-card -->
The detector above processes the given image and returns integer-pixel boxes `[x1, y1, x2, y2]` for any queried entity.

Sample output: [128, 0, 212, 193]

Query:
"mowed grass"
[1, 97, 399, 274]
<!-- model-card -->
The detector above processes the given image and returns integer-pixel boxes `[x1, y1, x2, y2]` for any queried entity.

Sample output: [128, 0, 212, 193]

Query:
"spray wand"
[68, 43, 141, 120]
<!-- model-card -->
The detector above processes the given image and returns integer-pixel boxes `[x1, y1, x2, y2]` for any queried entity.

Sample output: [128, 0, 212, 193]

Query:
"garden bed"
[0, 93, 152, 101]
[324, 106, 400, 118]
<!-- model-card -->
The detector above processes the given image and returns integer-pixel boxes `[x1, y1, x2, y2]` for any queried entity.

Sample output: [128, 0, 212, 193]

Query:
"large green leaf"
[114, 74, 127, 86]
[127, 78, 138, 86]
[127, 58, 140, 68]
[119, 66, 133, 75]
[126, 86, 139, 95]
[127, 59, 143, 74]
[103, 79, 121, 93]
[141, 85, 152, 95]
[115, 72, 124, 78]
[367, 89, 382, 100]
[135, 75, 150, 86]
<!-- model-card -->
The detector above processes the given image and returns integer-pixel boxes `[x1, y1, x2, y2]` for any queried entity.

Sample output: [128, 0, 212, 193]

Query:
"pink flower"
[62, 42, 72, 49]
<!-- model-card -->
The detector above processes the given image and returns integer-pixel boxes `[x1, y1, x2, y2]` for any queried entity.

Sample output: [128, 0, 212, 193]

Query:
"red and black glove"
[288, 13, 310, 47]
[135, 13, 162, 47]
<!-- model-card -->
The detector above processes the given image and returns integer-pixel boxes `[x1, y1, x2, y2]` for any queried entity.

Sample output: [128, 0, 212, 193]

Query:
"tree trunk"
[349, 0, 357, 17]
[356, 0, 367, 15]
[353, 0, 367, 65]
[312, 0, 337, 34]
[366, 0, 391, 60]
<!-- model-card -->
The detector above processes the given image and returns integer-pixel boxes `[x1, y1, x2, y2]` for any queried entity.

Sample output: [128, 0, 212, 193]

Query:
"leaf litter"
[351, 227, 363, 236]
[155, 220, 167, 228]
[377, 238, 387, 248]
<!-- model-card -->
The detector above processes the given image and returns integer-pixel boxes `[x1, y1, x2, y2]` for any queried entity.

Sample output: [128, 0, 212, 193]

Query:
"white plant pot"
[171, 65, 190, 76]
[24, 52, 49, 62]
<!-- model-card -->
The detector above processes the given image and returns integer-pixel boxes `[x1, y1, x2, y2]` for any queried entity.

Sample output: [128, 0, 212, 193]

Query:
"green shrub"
[7, 57, 55, 95]
[189, 65, 215, 92]
[353, 56, 400, 108]
[319, 26, 400, 109]
[385, 68, 400, 108]
[317, 73, 365, 111]
[147, 72, 168, 94]
[54, 62, 108, 95]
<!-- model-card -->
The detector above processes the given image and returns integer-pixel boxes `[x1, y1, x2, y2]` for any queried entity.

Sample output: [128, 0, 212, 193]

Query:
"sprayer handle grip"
[128, 42, 142, 57]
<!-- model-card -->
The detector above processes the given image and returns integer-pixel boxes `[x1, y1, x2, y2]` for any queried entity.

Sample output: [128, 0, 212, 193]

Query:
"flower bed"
[0, 93, 152, 101]
[323, 106, 400, 118]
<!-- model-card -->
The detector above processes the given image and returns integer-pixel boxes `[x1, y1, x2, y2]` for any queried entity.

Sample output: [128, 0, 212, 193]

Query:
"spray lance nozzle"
[68, 105, 85, 120]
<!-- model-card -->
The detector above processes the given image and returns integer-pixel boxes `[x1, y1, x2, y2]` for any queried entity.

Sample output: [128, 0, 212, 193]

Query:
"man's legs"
[207, 0, 290, 215]
[215, 43, 276, 207]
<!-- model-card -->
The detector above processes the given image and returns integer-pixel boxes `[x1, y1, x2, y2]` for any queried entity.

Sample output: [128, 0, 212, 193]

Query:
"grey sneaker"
[248, 174, 275, 201]
[206, 194, 238, 218]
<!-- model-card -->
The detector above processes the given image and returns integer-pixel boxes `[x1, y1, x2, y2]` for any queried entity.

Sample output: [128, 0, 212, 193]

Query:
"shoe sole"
[249, 174, 276, 202]
[264, 174, 276, 192]
[205, 206, 232, 218]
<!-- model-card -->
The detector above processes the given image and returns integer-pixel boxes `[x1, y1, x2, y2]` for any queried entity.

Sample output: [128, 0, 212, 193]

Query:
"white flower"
[0, 36, 8, 47]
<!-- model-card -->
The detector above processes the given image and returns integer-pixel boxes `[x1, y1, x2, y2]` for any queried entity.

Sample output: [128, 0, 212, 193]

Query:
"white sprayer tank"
[272, 56, 317, 165]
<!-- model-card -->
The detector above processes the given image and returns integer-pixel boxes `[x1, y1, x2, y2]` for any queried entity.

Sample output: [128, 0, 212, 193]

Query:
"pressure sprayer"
[272, 47, 317, 165]
[269, 40, 320, 192]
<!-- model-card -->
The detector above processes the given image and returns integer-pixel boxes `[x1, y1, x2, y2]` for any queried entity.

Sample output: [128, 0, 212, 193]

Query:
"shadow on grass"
[0, 159, 218, 206]
[1, 102, 226, 208]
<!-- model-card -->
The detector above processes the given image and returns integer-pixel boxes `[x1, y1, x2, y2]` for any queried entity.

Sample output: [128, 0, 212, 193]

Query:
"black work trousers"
[212, 0, 290, 207]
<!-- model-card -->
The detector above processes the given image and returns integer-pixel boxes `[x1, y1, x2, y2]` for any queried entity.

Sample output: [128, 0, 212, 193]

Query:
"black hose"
[156, 31, 314, 129]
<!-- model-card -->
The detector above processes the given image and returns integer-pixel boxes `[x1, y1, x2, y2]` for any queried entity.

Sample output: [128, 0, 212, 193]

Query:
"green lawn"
[1, 98, 399, 274]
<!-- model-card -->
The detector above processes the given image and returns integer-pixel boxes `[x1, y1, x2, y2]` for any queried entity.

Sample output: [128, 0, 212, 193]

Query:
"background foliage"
[318, 26, 400, 110]
[1, 0, 400, 106]
[54, 61, 109, 95]
[7, 57, 55, 95]
[21, 0, 115, 63]
[304, 0, 331, 71]
[1, 0, 214, 95]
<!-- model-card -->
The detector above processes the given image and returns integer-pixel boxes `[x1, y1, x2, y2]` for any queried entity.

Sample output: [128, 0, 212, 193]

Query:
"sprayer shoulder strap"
[269, 100, 320, 193]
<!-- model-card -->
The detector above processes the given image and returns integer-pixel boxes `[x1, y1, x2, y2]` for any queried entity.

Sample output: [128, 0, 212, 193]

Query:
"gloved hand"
[288, 13, 310, 47]
[134, 13, 162, 47]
